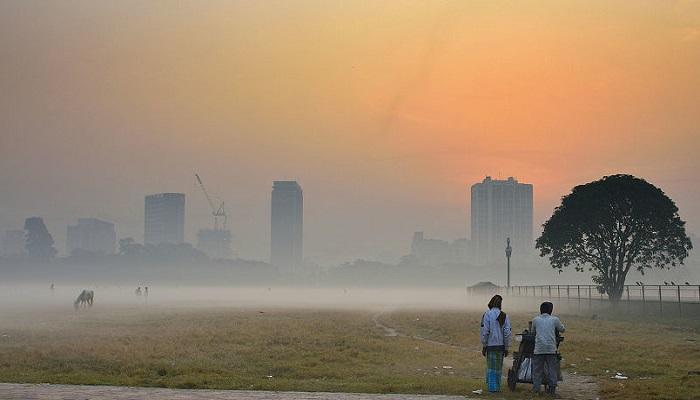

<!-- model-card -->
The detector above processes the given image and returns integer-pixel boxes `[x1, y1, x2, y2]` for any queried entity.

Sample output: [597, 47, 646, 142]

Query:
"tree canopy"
[24, 217, 57, 260]
[536, 175, 692, 301]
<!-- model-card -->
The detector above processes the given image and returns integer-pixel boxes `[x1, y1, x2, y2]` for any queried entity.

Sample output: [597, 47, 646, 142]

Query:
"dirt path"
[372, 312, 600, 400]
[0, 383, 470, 400]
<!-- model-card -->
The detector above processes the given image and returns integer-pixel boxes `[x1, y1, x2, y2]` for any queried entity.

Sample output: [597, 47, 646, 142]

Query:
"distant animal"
[74, 290, 94, 310]
[135, 287, 142, 296]
[50, 283, 54, 291]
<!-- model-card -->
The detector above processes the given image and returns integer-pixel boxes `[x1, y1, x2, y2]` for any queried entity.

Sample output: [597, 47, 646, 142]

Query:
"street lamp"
[505, 237, 512, 288]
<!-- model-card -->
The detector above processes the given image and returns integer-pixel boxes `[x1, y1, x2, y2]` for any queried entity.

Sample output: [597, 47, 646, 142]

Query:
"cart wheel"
[507, 369, 517, 391]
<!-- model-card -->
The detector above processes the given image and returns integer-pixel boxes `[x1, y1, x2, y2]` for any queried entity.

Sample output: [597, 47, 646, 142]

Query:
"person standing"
[531, 301, 565, 395]
[480, 294, 512, 392]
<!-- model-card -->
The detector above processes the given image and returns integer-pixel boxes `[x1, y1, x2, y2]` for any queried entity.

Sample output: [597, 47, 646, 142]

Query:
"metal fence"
[502, 284, 700, 316]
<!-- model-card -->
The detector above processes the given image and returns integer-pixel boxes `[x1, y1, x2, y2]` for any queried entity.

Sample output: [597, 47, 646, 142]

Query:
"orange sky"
[1, 1, 699, 263]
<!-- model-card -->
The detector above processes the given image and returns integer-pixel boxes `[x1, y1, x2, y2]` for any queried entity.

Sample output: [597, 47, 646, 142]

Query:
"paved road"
[0, 383, 470, 400]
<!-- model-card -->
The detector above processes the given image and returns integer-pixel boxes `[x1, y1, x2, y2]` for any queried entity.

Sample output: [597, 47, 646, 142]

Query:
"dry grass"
[0, 305, 698, 399]
[383, 310, 700, 400]
[0, 306, 478, 395]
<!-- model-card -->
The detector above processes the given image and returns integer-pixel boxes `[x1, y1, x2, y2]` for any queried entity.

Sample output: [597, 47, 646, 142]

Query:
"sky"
[1, 1, 699, 265]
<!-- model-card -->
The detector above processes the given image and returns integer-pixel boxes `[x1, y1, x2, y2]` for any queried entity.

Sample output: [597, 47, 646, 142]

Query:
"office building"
[270, 181, 303, 272]
[471, 176, 533, 265]
[145, 193, 185, 245]
[67, 218, 117, 254]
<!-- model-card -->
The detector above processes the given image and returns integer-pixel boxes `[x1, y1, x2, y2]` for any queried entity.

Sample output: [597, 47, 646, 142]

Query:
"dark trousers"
[532, 354, 558, 392]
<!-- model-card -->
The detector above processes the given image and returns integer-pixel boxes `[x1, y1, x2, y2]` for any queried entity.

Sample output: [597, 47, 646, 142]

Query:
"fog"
[0, 284, 566, 318]
[0, 285, 467, 310]
[1, 1, 699, 314]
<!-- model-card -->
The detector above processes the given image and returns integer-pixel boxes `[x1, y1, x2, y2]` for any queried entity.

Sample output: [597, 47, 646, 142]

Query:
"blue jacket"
[532, 313, 565, 355]
[480, 307, 512, 350]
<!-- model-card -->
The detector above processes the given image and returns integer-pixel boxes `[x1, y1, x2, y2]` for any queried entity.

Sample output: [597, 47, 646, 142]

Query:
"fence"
[501, 284, 700, 316]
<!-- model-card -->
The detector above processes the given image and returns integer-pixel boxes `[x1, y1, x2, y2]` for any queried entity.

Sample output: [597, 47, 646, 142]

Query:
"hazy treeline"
[3, 249, 698, 287]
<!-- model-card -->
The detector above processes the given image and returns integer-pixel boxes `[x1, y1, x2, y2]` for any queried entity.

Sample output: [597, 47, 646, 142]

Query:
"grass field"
[0, 305, 698, 399]
[383, 311, 700, 399]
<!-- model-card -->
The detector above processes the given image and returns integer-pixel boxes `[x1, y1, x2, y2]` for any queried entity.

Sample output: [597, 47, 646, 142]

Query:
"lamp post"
[505, 237, 512, 288]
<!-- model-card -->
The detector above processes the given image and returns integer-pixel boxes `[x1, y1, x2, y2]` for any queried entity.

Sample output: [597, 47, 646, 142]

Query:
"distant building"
[409, 232, 470, 266]
[197, 229, 232, 260]
[144, 193, 185, 245]
[471, 176, 533, 265]
[66, 218, 117, 254]
[1, 230, 25, 257]
[271, 181, 303, 272]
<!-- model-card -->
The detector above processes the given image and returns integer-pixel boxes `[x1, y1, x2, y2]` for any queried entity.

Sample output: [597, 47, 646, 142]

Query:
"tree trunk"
[607, 283, 624, 302]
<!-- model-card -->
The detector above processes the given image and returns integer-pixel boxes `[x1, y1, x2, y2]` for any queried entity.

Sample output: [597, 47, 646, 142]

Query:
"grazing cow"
[74, 289, 94, 310]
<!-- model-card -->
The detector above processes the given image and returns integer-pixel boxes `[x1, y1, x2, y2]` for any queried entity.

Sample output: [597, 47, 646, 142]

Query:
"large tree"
[24, 217, 57, 260]
[536, 175, 692, 301]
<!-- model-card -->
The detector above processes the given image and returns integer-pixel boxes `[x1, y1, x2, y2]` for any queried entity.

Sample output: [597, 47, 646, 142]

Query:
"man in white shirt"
[531, 301, 565, 395]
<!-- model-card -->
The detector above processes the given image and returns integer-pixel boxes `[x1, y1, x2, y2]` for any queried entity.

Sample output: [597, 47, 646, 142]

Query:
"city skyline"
[0, 173, 696, 265]
[1, 1, 698, 264]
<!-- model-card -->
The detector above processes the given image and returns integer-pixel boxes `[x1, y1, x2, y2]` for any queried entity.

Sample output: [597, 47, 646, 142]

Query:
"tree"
[536, 175, 692, 301]
[24, 217, 57, 260]
[119, 237, 146, 256]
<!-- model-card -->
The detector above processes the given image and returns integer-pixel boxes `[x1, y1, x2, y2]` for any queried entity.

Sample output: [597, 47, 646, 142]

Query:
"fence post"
[548, 285, 552, 298]
[577, 285, 581, 312]
[626, 286, 630, 313]
[641, 285, 646, 314]
[588, 285, 592, 310]
[677, 285, 682, 317]
[658, 285, 663, 315]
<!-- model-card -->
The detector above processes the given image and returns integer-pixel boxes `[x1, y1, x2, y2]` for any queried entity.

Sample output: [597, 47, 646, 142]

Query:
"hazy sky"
[1, 1, 699, 264]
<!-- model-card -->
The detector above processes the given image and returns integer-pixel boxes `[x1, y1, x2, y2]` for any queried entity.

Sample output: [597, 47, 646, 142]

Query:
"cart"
[506, 322, 563, 392]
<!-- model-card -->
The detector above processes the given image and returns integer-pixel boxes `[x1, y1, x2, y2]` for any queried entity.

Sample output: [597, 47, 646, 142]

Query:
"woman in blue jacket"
[480, 294, 512, 392]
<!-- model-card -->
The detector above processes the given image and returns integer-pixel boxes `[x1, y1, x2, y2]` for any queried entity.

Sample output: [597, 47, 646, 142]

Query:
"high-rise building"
[144, 193, 185, 245]
[471, 176, 533, 265]
[270, 181, 303, 272]
[66, 218, 116, 255]
[1, 230, 26, 257]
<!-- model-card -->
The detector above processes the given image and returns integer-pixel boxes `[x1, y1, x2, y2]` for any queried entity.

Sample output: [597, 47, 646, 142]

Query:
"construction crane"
[195, 173, 227, 231]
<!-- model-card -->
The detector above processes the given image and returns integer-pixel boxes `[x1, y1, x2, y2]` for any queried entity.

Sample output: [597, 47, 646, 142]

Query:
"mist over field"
[2, 2, 700, 399]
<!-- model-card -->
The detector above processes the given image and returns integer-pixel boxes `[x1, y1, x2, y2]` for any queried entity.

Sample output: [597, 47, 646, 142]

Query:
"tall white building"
[471, 176, 533, 265]
[270, 181, 303, 272]
[67, 218, 116, 255]
[145, 193, 185, 245]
